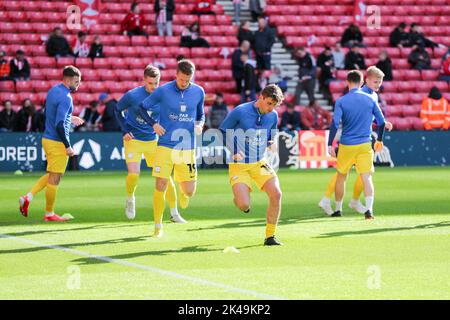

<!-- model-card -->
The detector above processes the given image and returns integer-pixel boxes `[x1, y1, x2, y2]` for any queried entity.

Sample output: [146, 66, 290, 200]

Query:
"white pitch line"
[0, 233, 286, 300]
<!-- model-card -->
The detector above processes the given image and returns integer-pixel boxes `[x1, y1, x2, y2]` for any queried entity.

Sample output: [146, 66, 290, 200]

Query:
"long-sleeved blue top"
[115, 86, 156, 141]
[328, 87, 385, 146]
[43, 83, 73, 147]
[139, 80, 205, 150]
[219, 101, 278, 164]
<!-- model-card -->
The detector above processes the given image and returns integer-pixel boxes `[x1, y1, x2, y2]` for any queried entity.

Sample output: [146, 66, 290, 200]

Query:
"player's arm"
[219, 108, 243, 161]
[115, 92, 134, 140]
[55, 97, 73, 156]
[267, 113, 279, 152]
[327, 99, 342, 157]
[195, 88, 206, 135]
[138, 89, 164, 135]
[372, 100, 386, 152]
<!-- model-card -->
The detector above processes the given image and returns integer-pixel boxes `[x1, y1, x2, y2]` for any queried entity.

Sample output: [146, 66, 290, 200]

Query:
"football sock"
[365, 196, 374, 212]
[325, 173, 337, 198]
[178, 185, 190, 209]
[45, 183, 58, 213]
[353, 175, 364, 200]
[125, 173, 139, 198]
[335, 201, 343, 212]
[265, 223, 276, 239]
[30, 173, 49, 198]
[166, 178, 177, 210]
[153, 190, 166, 226]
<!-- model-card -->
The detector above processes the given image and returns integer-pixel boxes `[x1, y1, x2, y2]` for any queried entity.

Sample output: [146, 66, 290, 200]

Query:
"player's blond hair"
[366, 66, 385, 79]
[144, 65, 160, 78]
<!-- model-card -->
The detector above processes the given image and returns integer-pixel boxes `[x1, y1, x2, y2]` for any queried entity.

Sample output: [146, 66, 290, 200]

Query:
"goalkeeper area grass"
[0, 167, 449, 300]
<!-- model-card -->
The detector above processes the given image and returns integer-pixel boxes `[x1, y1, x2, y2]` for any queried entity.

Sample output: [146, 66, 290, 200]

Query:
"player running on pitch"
[319, 66, 392, 215]
[19, 66, 84, 221]
[139, 60, 205, 237]
[220, 84, 284, 246]
[115, 65, 186, 223]
[327, 70, 386, 219]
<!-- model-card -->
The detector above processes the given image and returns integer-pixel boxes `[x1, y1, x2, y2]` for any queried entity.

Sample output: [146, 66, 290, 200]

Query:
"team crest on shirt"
[180, 104, 187, 112]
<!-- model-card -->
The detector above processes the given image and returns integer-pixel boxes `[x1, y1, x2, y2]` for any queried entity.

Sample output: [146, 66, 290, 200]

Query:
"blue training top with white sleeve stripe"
[43, 83, 73, 147]
[139, 80, 205, 150]
[328, 87, 385, 146]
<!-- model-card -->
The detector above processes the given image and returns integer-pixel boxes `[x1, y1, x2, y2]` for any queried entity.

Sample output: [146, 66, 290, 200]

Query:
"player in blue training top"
[219, 84, 284, 246]
[139, 60, 205, 238]
[19, 66, 84, 221]
[328, 70, 386, 219]
[115, 65, 186, 224]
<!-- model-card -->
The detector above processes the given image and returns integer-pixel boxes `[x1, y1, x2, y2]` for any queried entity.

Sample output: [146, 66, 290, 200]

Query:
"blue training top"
[139, 80, 205, 150]
[219, 101, 278, 164]
[43, 83, 73, 147]
[328, 87, 385, 146]
[116, 86, 156, 142]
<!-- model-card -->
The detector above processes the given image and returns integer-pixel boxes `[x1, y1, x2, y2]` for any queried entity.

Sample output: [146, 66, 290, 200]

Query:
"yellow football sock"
[30, 174, 49, 196]
[166, 177, 177, 209]
[178, 184, 190, 209]
[153, 189, 166, 226]
[325, 173, 338, 198]
[265, 223, 277, 239]
[45, 183, 58, 213]
[125, 173, 139, 198]
[353, 175, 364, 200]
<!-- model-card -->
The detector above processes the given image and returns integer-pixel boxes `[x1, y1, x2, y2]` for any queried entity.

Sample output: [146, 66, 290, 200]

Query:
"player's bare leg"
[333, 171, 347, 217]
[360, 172, 375, 219]
[262, 177, 283, 246]
[232, 183, 251, 213]
[125, 162, 140, 220]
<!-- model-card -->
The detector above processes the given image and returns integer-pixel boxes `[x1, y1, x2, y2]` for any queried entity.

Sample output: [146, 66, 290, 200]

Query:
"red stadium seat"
[402, 105, 420, 117]
[0, 81, 15, 92]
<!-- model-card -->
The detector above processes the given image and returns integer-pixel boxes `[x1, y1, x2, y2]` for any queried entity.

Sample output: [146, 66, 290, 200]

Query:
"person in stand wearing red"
[121, 2, 148, 36]
[300, 100, 332, 130]
[192, 0, 216, 15]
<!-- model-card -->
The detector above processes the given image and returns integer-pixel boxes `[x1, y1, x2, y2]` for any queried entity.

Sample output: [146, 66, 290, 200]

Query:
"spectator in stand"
[294, 46, 316, 106]
[121, 2, 148, 36]
[408, 23, 438, 48]
[155, 0, 175, 37]
[408, 45, 431, 70]
[192, 0, 216, 15]
[232, 40, 251, 93]
[240, 52, 257, 103]
[180, 22, 210, 48]
[341, 24, 364, 48]
[389, 22, 410, 48]
[317, 46, 336, 104]
[0, 51, 11, 81]
[254, 17, 275, 71]
[420, 86, 449, 131]
[332, 42, 345, 70]
[0, 100, 17, 132]
[78, 101, 102, 132]
[439, 49, 450, 82]
[268, 64, 289, 93]
[88, 36, 104, 59]
[300, 100, 332, 130]
[14, 99, 39, 132]
[99, 93, 120, 131]
[280, 103, 301, 132]
[208, 93, 229, 129]
[237, 21, 254, 47]
[46, 27, 73, 57]
[9, 50, 30, 81]
[376, 50, 393, 81]
[33, 103, 45, 132]
[232, 0, 242, 25]
[72, 31, 90, 58]
[345, 45, 366, 70]
[249, 0, 262, 22]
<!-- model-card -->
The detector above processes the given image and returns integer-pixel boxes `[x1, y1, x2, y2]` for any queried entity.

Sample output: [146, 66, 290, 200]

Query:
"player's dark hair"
[144, 65, 160, 78]
[347, 70, 363, 84]
[62, 65, 81, 78]
[177, 59, 195, 76]
[261, 84, 284, 105]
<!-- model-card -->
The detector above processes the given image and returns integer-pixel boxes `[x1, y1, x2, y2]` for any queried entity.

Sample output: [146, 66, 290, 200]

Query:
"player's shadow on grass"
[72, 244, 261, 265]
[315, 221, 450, 238]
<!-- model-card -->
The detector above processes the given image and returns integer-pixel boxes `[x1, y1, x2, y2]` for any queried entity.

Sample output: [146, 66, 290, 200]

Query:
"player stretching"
[220, 84, 284, 246]
[19, 66, 84, 221]
[328, 70, 386, 219]
[115, 65, 186, 223]
[139, 60, 205, 237]
[319, 66, 392, 215]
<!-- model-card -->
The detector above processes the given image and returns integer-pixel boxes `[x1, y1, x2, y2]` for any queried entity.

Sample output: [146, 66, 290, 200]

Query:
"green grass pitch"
[0, 167, 449, 300]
